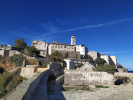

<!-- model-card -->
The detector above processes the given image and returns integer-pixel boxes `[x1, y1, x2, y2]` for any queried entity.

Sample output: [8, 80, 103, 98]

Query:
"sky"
[0, 0, 133, 70]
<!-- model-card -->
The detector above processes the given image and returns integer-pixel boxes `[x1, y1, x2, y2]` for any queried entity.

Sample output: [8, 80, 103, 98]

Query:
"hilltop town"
[0, 35, 133, 100]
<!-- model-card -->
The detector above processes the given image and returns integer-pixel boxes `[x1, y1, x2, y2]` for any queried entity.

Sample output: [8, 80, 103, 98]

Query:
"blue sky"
[0, 0, 133, 70]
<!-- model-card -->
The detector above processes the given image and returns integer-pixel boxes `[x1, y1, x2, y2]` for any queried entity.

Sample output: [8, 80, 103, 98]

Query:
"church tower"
[71, 34, 76, 45]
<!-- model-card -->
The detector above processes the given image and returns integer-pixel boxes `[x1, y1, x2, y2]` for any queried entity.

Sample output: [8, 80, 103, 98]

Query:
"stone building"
[71, 34, 76, 45]
[75, 44, 88, 58]
[48, 42, 75, 55]
[88, 51, 100, 60]
[0, 45, 12, 50]
[100, 54, 116, 65]
[32, 40, 46, 50]
[32, 40, 48, 57]
[110, 56, 117, 65]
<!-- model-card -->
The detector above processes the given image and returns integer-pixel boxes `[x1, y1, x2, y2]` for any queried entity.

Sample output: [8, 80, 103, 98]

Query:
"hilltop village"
[0, 35, 133, 100]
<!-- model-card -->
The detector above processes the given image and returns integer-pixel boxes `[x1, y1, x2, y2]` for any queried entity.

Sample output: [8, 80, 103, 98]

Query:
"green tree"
[84, 54, 94, 63]
[94, 58, 106, 65]
[0, 66, 4, 74]
[93, 64, 116, 74]
[117, 64, 123, 68]
[65, 52, 68, 58]
[10, 54, 26, 67]
[14, 38, 27, 48]
[24, 46, 40, 57]
[46, 51, 65, 67]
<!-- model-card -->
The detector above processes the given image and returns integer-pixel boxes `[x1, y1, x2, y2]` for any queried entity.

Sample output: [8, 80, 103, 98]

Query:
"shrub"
[95, 85, 109, 88]
[10, 54, 26, 67]
[24, 46, 40, 57]
[77, 64, 83, 68]
[94, 58, 106, 65]
[0, 69, 26, 98]
[0, 67, 4, 74]
[93, 64, 116, 74]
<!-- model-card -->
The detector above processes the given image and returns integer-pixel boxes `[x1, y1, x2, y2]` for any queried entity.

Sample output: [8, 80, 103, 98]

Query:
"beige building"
[88, 51, 100, 60]
[48, 42, 75, 55]
[100, 54, 116, 65]
[32, 40, 48, 57]
[32, 40, 46, 50]
[110, 56, 117, 65]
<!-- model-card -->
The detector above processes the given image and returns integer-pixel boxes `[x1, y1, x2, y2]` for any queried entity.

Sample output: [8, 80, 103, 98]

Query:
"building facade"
[48, 42, 75, 55]
[32, 40, 46, 50]
[88, 51, 100, 60]
[110, 56, 117, 65]
[75, 44, 88, 58]
[100, 54, 116, 65]
[71, 34, 76, 45]
[32, 40, 48, 57]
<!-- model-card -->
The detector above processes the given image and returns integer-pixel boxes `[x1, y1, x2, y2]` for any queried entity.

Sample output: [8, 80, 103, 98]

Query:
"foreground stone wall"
[48, 62, 64, 77]
[2, 70, 49, 100]
[64, 70, 114, 86]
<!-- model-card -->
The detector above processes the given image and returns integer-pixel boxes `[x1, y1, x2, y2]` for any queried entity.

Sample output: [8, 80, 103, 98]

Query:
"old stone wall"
[64, 70, 114, 86]
[48, 62, 64, 77]
[51, 50, 80, 59]
[20, 67, 36, 79]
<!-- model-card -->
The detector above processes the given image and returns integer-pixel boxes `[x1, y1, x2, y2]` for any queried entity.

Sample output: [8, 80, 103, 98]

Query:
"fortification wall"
[2, 70, 49, 100]
[48, 62, 64, 77]
[64, 70, 114, 86]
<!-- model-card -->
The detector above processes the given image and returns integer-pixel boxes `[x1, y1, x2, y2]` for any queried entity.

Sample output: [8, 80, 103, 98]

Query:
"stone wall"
[2, 70, 49, 100]
[48, 62, 64, 77]
[51, 50, 80, 59]
[20, 67, 36, 79]
[0, 50, 4, 57]
[64, 70, 114, 86]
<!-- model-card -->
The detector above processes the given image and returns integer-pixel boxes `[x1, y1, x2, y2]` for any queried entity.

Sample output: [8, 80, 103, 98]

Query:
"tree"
[84, 54, 94, 63]
[117, 64, 123, 68]
[10, 54, 26, 67]
[46, 51, 65, 67]
[94, 58, 106, 65]
[14, 38, 27, 48]
[93, 64, 116, 74]
[24, 46, 40, 57]
[65, 52, 68, 58]
[0, 66, 4, 74]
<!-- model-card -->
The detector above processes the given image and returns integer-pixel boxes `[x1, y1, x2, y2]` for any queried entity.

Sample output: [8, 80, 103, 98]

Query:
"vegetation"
[24, 46, 40, 57]
[95, 85, 109, 88]
[83, 55, 94, 63]
[14, 38, 27, 49]
[46, 51, 66, 67]
[0, 69, 26, 98]
[0, 67, 5, 74]
[117, 64, 123, 68]
[76, 64, 83, 68]
[10, 54, 26, 67]
[93, 64, 116, 74]
[65, 52, 68, 58]
[63, 85, 90, 91]
[94, 58, 106, 65]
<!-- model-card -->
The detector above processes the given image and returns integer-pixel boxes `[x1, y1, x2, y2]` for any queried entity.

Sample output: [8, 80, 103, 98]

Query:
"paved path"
[63, 83, 133, 100]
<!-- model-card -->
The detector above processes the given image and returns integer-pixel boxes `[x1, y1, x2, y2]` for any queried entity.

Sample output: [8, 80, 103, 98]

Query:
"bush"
[93, 64, 116, 74]
[0, 69, 26, 98]
[77, 64, 83, 68]
[24, 46, 40, 57]
[117, 64, 123, 68]
[10, 54, 26, 67]
[94, 58, 106, 65]
[0, 67, 4, 74]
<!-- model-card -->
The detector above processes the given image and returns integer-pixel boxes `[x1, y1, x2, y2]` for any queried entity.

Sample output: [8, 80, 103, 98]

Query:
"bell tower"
[71, 34, 76, 45]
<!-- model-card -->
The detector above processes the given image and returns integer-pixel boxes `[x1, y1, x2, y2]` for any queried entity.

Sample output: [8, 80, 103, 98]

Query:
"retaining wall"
[64, 70, 114, 86]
